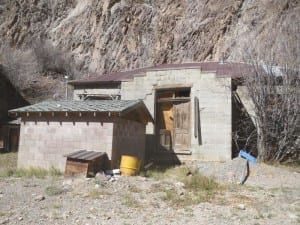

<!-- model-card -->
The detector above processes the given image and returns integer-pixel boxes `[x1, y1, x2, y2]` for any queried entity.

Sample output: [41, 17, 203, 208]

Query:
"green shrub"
[45, 185, 65, 196]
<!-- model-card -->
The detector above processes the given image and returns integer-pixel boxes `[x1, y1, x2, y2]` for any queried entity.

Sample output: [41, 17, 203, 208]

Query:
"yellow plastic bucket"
[120, 155, 141, 176]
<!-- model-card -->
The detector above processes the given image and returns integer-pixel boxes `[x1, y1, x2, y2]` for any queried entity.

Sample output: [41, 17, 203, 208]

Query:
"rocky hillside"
[0, 0, 299, 100]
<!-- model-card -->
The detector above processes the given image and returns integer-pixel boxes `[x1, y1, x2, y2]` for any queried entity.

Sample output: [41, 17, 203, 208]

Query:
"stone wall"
[18, 116, 114, 171]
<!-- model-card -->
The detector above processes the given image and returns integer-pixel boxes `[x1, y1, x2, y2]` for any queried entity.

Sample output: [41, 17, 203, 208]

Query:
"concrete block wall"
[112, 118, 146, 168]
[189, 73, 232, 161]
[120, 68, 232, 161]
[18, 120, 114, 171]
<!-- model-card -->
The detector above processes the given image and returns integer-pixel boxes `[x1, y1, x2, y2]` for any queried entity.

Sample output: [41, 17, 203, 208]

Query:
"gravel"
[0, 161, 299, 225]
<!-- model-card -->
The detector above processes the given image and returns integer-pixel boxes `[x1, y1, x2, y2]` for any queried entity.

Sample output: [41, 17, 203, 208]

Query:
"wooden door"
[9, 128, 19, 152]
[173, 101, 190, 152]
[159, 102, 174, 132]
[157, 102, 173, 152]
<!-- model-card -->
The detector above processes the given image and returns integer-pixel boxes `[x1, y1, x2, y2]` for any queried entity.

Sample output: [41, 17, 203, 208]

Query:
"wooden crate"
[65, 150, 108, 177]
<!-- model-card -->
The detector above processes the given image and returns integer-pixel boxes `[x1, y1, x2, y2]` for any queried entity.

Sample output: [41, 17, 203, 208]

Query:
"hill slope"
[0, 0, 299, 100]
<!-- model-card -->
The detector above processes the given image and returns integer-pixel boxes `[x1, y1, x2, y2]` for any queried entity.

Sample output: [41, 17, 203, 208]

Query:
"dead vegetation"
[0, 39, 79, 102]
[237, 20, 300, 163]
[32, 39, 79, 80]
[142, 166, 221, 207]
[45, 185, 67, 196]
[0, 152, 17, 172]
[0, 153, 62, 178]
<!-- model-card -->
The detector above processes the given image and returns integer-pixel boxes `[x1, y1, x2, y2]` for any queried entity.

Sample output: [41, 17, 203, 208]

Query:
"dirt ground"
[0, 153, 299, 225]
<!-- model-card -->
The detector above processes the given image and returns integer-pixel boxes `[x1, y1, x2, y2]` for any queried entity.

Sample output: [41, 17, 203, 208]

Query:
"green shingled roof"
[9, 100, 142, 113]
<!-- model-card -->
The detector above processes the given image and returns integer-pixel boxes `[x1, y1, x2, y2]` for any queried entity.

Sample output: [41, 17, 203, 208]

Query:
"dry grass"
[143, 165, 221, 207]
[45, 185, 66, 196]
[0, 152, 17, 170]
[0, 152, 62, 178]
[88, 189, 112, 199]
[140, 165, 171, 179]
[122, 193, 141, 208]
[143, 165, 218, 190]
[0, 211, 7, 217]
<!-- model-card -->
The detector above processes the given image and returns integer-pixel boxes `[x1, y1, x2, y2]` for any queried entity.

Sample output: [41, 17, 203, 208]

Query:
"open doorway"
[155, 88, 191, 154]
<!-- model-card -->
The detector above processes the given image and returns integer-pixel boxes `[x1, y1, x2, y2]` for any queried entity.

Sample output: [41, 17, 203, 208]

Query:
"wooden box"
[65, 150, 108, 177]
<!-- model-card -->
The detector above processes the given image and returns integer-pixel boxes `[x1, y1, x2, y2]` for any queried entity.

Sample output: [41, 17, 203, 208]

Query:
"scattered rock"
[288, 213, 297, 219]
[34, 195, 45, 201]
[138, 176, 147, 181]
[178, 190, 185, 196]
[175, 182, 185, 188]
[82, 193, 89, 198]
[109, 177, 117, 182]
[63, 179, 73, 186]
[151, 182, 162, 189]
[95, 172, 108, 183]
[0, 218, 9, 224]
[23, 183, 38, 188]
[62, 211, 71, 219]
[231, 157, 249, 184]
[237, 204, 246, 210]
[0, 161, 299, 224]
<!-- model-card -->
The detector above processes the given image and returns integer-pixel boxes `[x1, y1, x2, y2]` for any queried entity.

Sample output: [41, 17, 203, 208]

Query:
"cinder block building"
[10, 62, 251, 169]
[69, 62, 249, 163]
[10, 100, 153, 170]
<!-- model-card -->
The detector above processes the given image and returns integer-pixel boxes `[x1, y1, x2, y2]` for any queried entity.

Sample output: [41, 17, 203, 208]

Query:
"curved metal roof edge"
[68, 61, 251, 85]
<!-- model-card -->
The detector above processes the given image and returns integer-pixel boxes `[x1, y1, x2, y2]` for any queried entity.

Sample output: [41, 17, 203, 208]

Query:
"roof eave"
[68, 80, 121, 86]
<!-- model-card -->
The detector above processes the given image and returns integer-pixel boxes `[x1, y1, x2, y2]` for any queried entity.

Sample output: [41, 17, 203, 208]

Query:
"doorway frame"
[154, 85, 192, 155]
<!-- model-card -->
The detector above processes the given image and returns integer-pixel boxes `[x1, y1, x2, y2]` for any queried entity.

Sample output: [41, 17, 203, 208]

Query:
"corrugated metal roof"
[65, 150, 107, 161]
[9, 100, 141, 113]
[68, 62, 250, 85]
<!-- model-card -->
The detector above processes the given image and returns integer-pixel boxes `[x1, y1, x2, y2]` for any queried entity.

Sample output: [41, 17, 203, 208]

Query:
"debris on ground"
[0, 159, 299, 225]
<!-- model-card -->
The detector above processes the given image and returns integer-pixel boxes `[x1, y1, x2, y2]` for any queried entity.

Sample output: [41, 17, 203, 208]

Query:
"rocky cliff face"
[0, 0, 299, 100]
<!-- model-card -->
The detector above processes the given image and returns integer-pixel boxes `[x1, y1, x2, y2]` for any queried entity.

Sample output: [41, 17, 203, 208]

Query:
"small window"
[157, 91, 173, 99]
[156, 88, 190, 101]
[175, 90, 190, 98]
